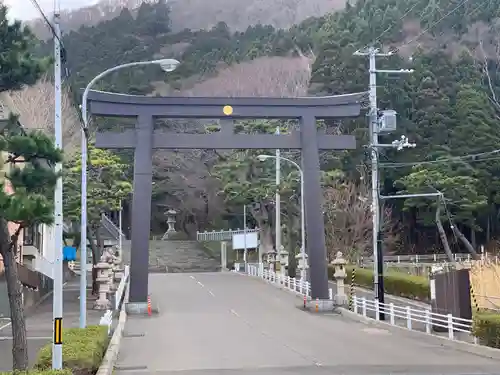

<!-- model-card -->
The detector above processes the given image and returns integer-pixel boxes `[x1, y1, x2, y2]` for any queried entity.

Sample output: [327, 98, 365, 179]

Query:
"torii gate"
[87, 91, 366, 312]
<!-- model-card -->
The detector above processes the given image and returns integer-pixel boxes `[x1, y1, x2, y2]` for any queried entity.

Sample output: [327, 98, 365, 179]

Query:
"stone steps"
[121, 239, 220, 273]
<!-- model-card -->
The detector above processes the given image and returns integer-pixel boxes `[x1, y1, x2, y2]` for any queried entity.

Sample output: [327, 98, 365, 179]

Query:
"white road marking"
[230, 309, 240, 317]
[0, 321, 11, 332]
[189, 275, 195, 280]
[208, 290, 215, 297]
[197, 281, 204, 287]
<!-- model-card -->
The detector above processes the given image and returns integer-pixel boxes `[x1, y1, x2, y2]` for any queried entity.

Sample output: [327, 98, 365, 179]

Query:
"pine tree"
[0, 3, 48, 370]
[0, 123, 62, 370]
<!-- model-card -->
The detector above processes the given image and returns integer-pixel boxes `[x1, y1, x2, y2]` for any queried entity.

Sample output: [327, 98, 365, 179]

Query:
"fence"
[352, 296, 475, 343]
[101, 213, 126, 242]
[115, 265, 130, 311]
[243, 265, 476, 344]
[246, 265, 333, 301]
[99, 264, 130, 335]
[197, 228, 260, 242]
[360, 253, 471, 264]
[99, 310, 113, 335]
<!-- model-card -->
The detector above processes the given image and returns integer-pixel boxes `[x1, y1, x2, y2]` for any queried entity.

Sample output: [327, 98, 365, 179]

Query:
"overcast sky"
[5, 0, 98, 20]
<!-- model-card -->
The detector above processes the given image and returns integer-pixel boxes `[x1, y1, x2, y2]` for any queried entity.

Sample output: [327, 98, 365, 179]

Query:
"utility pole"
[354, 47, 413, 320]
[52, 10, 64, 369]
[275, 125, 281, 272]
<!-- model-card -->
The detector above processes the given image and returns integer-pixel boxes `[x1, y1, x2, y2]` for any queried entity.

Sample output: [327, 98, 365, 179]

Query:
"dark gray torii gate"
[87, 90, 365, 308]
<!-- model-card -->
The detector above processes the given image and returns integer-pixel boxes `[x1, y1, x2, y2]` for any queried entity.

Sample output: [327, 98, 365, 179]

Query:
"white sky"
[4, 0, 99, 20]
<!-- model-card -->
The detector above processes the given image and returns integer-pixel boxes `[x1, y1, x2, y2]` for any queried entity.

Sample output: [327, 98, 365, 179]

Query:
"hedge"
[35, 325, 109, 375]
[472, 312, 500, 348]
[328, 265, 430, 302]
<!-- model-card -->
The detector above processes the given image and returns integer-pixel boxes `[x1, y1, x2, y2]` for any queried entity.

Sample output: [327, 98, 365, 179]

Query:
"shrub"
[473, 312, 500, 348]
[0, 371, 72, 375]
[328, 265, 430, 301]
[35, 325, 109, 375]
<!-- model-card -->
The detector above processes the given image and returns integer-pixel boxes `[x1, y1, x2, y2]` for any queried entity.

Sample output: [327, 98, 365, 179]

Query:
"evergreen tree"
[0, 4, 49, 370]
[0, 124, 62, 370]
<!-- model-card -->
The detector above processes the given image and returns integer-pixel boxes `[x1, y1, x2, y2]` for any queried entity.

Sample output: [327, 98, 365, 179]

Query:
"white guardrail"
[360, 253, 471, 264]
[243, 264, 477, 344]
[99, 265, 130, 334]
[197, 228, 260, 242]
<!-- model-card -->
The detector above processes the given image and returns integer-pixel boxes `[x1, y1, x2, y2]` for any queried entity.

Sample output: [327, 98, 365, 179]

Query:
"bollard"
[348, 268, 356, 311]
[470, 283, 479, 312]
[147, 295, 152, 316]
[303, 295, 307, 309]
[315, 298, 319, 313]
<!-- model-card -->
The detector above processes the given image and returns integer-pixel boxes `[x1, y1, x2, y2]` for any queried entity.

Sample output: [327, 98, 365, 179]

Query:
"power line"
[393, 0, 488, 54]
[361, 1, 421, 51]
[380, 148, 500, 169]
[28, 0, 67, 63]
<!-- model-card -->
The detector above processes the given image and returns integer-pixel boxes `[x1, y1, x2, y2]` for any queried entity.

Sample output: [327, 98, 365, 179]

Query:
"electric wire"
[359, 1, 421, 52]
[392, 0, 489, 54]
[379, 149, 500, 169]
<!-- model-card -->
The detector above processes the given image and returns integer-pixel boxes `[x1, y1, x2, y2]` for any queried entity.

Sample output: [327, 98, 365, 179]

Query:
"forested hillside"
[33, 0, 500, 259]
[27, 0, 346, 39]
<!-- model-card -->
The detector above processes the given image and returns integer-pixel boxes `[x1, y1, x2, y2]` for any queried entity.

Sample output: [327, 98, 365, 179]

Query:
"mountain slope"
[27, 0, 345, 39]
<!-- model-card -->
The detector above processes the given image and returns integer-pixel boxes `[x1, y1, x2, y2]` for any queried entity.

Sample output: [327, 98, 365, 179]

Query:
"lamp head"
[156, 59, 181, 72]
[257, 155, 271, 162]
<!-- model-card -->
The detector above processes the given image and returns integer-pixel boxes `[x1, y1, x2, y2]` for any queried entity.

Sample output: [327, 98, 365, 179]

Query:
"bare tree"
[185, 55, 314, 97]
[323, 168, 398, 262]
[1, 74, 81, 154]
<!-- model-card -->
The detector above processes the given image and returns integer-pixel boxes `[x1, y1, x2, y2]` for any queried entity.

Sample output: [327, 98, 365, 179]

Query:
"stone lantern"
[93, 261, 112, 310]
[267, 249, 277, 272]
[166, 209, 177, 233]
[331, 251, 347, 306]
[278, 245, 289, 277]
[295, 252, 309, 280]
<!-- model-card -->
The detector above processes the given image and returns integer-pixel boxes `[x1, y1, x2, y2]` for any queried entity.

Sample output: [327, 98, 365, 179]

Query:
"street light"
[256, 154, 306, 280]
[79, 58, 180, 328]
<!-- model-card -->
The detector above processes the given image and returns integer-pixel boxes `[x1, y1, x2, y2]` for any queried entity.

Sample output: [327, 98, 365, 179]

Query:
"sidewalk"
[0, 279, 104, 371]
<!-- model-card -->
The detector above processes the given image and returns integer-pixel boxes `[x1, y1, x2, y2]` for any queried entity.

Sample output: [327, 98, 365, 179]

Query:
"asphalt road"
[0, 281, 104, 371]
[115, 272, 499, 375]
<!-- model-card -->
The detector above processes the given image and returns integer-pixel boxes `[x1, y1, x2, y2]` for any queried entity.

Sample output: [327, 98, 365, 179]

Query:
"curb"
[96, 285, 128, 375]
[339, 307, 500, 361]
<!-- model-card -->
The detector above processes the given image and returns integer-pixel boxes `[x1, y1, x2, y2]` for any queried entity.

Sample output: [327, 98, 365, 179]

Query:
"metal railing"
[360, 253, 471, 264]
[242, 265, 477, 344]
[99, 310, 113, 335]
[101, 213, 125, 241]
[352, 295, 475, 343]
[197, 228, 260, 242]
[115, 265, 130, 311]
[245, 265, 334, 300]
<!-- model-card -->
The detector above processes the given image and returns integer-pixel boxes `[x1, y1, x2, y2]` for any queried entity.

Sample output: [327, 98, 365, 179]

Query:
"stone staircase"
[121, 240, 221, 273]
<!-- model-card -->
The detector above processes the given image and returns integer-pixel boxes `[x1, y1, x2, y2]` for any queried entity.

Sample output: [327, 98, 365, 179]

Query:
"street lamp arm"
[81, 60, 176, 128]
[82, 62, 148, 129]
[261, 154, 302, 175]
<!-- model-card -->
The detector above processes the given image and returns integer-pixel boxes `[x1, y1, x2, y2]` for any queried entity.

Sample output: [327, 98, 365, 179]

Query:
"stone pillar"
[221, 241, 227, 270]
[93, 261, 112, 310]
[331, 251, 347, 306]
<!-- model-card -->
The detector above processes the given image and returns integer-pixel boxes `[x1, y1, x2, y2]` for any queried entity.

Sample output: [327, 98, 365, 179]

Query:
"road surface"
[115, 272, 499, 375]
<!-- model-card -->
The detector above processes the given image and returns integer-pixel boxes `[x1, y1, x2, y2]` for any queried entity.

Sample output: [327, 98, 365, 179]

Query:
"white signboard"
[232, 232, 258, 250]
